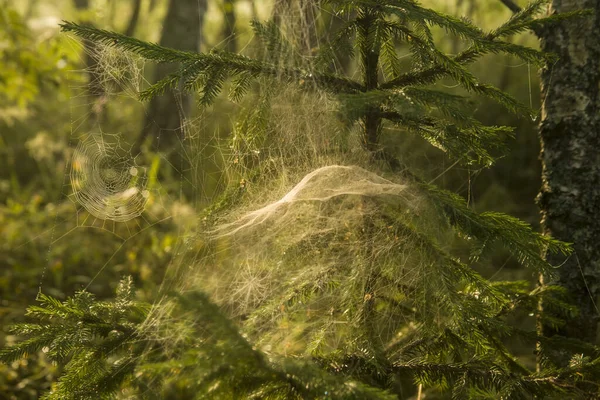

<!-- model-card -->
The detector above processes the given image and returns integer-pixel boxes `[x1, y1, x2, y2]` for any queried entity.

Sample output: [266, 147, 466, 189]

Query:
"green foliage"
[1, 278, 148, 400]
[0, 5, 183, 396]
[3, 0, 599, 399]
[4, 279, 600, 399]
[1, 280, 396, 399]
[0, 7, 68, 109]
[59, 0, 586, 166]
[421, 183, 570, 273]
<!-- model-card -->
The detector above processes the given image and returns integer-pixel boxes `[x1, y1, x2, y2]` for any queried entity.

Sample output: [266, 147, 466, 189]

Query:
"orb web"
[70, 134, 150, 222]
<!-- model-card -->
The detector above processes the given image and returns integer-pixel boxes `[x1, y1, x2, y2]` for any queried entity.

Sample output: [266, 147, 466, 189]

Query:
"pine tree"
[3, 1, 600, 398]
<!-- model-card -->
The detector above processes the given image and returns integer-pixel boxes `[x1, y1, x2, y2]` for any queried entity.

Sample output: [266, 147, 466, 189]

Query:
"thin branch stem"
[499, 0, 522, 13]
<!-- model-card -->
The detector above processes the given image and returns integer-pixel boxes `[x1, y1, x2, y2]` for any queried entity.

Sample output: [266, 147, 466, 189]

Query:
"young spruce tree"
[3, 0, 600, 398]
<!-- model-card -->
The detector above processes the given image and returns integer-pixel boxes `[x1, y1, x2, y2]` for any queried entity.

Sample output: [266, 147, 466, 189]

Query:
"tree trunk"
[124, 0, 142, 37]
[298, 0, 318, 55]
[223, 0, 236, 53]
[272, 0, 318, 56]
[359, 9, 381, 151]
[537, 0, 600, 358]
[138, 0, 204, 153]
[452, 0, 476, 54]
[73, 0, 107, 124]
[74, 0, 144, 124]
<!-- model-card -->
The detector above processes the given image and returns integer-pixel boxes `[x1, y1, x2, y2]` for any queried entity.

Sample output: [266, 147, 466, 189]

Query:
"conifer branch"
[60, 22, 198, 63]
[60, 21, 364, 99]
[496, 0, 592, 37]
[421, 184, 572, 273]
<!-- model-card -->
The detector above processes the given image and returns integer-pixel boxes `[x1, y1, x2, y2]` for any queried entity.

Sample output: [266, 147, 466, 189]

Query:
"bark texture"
[537, 0, 600, 349]
[138, 0, 204, 152]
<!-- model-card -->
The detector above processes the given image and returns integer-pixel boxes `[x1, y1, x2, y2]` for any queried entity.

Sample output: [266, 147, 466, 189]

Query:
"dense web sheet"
[94, 2, 456, 358]
[212, 165, 412, 237]
[39, 1, 486, 359]
[171, 163, 460, 357]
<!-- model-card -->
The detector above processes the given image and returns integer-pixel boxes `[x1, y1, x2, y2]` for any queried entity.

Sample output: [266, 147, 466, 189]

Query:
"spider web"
[67, 46, 173, 233]
[47, 14, 237, 294]
[36, 0, 527, 379]
[141, 1, 516, 362]
[31, 35, 191, 294]
[70, 133, 150, 222]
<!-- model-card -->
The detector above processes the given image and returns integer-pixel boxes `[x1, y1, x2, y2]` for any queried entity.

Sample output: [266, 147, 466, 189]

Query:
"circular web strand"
[70, 134, 150, 222]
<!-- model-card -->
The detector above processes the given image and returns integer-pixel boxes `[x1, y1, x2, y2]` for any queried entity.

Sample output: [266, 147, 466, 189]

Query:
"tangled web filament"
[70, 134, 150, 222]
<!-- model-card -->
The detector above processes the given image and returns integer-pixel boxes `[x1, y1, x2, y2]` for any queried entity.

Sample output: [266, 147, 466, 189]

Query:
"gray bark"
[536, 0, 600, 351]
[138, 0, 205, 152]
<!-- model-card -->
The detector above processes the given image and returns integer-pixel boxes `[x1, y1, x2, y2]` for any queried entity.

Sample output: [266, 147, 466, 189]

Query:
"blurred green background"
[0, 0, 542, 397]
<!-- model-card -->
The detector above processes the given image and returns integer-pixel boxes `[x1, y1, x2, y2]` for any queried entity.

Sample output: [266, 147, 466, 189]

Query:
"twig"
[499, 0, 522, 13]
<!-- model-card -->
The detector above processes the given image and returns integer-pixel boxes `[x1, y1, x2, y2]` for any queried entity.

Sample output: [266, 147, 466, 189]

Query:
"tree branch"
[60, 21, 364, 96]
[499, 0, 522, 13]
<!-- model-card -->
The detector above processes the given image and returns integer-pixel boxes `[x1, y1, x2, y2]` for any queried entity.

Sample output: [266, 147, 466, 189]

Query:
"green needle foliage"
[0, 278, 148, 400]
[4, 0, 600, 398]
[3, 278, 598, 399]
